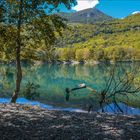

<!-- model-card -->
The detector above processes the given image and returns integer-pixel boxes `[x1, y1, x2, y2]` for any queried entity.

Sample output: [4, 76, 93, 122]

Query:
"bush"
[22, 82, 40, 100]
[75, 48, 90, 61]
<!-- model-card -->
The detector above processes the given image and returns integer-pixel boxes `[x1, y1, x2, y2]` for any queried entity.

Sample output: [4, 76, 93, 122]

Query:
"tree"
[1, 0, 76, 103]
[65, 63, 140, 113]
[0, 4, 4, 21]
[98, 64, 140, 113]
[0, 1, 7, 22]
[30, 14, 67, 62]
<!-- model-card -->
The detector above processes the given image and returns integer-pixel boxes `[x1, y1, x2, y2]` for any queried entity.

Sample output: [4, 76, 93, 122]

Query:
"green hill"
[0, 13, 140, 62]
[55, 13, 140, 61]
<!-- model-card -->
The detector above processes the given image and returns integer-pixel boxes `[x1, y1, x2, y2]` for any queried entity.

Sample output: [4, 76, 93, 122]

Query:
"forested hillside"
[0, 13, 140, 62]
[55, 13, 140, 61]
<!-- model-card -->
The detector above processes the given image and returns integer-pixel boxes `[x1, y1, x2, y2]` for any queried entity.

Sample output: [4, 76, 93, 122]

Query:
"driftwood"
[65, 83, 97, 101]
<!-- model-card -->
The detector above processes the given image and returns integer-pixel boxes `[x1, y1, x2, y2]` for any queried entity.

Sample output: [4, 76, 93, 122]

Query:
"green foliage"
[0, 10, 140, 62]
[75, 48, 90, 61]
[55, 14, 140, 61]
[0, 0, 76, 102]
[0, 0, 76, 63]
[22, 82, 40, 100]
[57, 47, 76, 60]
[0, 3, 5, 22]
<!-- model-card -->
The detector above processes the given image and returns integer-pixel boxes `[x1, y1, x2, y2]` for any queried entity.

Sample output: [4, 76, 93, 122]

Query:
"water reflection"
[99, 103, 140, 115]
[0, 62, 139, 110]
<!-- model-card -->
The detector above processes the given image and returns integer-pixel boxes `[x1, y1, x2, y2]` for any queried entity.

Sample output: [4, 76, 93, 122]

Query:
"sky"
[58, 0, 140, 18]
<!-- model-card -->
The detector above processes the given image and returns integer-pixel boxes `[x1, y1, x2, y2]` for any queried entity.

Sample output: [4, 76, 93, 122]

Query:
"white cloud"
[132, 11, 140, 15]
[73, 0, 99, 11]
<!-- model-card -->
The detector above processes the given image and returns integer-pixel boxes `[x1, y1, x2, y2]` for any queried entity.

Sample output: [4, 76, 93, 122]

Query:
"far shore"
[1, 59, 140, 66]
[32, 59, 140, 66]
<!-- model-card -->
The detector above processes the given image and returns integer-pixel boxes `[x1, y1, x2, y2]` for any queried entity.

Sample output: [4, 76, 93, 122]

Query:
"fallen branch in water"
[65, 64, 140, 113]
[65, 83, 97, 101]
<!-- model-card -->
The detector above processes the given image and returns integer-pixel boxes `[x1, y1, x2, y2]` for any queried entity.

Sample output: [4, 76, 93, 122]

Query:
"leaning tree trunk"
[11, 0, 23, 103]
[11, 39, 22, 103]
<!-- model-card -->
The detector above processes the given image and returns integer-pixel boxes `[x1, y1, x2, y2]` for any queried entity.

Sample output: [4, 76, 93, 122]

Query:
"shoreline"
[23, 59, 140, 65]
[1, 59, 140, 66]
[32, 60, 140, 66]
[0, 103, 140, 140]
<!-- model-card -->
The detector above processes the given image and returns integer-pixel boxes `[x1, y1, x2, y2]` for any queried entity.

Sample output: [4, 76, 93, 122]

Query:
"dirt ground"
[0, 104, 140, 140]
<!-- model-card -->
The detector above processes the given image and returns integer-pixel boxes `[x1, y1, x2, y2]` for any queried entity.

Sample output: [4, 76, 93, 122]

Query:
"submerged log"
[65, 83, 97, 101]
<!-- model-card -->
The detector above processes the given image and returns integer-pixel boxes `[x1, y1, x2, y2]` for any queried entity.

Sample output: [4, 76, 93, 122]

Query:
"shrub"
[22, 82, 40, 100]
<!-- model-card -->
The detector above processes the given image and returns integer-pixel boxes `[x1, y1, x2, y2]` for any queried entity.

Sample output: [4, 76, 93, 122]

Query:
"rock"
[71, 61, 80, 65]
[63, 60, 71, 65]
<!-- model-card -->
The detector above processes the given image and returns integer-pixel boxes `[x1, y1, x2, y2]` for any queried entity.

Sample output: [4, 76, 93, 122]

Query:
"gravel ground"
[0, 104, 140, 140]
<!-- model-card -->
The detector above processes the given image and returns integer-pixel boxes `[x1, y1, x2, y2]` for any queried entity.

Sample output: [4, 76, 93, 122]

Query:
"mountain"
[54, 13, 140, 61]
[58, 8, 113, 24]
[55, 13, 140, 48]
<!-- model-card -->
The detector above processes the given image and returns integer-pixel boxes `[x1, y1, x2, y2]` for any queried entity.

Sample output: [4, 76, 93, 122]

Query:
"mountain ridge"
[54, 13, 140, 61]
[58, 8, 113, 24]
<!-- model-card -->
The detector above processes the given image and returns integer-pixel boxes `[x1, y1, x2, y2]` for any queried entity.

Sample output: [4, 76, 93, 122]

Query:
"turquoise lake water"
[0, 62, 140, 112]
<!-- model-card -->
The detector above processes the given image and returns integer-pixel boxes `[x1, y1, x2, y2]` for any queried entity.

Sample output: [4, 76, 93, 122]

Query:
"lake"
[0, 62, 140, 113]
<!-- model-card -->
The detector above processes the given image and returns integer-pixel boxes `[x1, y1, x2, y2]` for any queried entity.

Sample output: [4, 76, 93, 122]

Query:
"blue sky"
[96, 0, 140, 18]
[57, 0, 140, 18]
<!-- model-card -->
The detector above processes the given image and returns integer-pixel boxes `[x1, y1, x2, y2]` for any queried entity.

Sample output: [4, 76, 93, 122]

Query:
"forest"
[0, 12, 140, 63]
[56, 13, 140, 61]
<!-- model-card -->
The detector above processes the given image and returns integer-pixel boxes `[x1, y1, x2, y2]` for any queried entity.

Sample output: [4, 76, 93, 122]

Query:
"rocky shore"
[33, 60, 140, 66]
[0, 103, 140, 140]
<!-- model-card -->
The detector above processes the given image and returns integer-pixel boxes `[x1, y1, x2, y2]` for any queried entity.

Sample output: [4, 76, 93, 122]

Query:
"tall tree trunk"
[11, 0, 23, 103]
